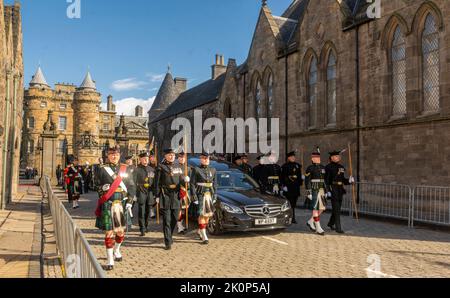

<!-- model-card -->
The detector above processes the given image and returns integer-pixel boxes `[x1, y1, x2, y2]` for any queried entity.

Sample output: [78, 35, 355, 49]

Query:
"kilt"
[67, 180, 81, 202]
[193, 191, 215, 218]
[310, 189, 327, 211]
[95, 193, 132, 231]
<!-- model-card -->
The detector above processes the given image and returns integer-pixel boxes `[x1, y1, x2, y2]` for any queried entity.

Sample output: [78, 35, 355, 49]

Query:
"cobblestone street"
[59, 190, 450, 278]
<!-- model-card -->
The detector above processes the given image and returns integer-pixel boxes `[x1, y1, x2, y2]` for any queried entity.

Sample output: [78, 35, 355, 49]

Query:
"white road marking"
[261, 236, 289, 246]
[365, 269, 399, 278]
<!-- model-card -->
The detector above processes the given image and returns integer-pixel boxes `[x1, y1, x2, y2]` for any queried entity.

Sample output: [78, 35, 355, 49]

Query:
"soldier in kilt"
[305, 149, 330, 236]
[66, 155, 83, 209]
[177, 152, 192, 235]
[95, 146, 136, 271]
[190, 152, 217, 245]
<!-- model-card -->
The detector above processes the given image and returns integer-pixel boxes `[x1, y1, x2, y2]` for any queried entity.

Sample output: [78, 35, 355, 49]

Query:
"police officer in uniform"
[154, 148, 189, 250]
[281, 151, 303, 224]
[305, 149, 330, 236]
[134, 152, 156, 236]
[263, 152, 282, 196]
[325, 150, 355, 234]
[95, 145, 136, 271]
[240, 154, 253, 177]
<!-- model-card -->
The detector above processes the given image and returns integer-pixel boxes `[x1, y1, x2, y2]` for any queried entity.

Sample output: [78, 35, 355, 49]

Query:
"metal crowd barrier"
[44, 177, 105, 278]
[338, 182, 450, 228]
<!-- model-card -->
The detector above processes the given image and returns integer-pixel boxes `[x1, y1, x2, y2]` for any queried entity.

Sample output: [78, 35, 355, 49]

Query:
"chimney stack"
[135, 105, 144, 117]
[107, 95, 114, 111]
[174, 77, 187, 95]
[211, 54, 227, 80]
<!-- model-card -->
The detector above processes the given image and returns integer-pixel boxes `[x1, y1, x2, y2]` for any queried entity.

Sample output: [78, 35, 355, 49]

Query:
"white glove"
[301, 175, 306, 180]
[155, 197, 160, 204]
[102, 184, 111, 191]
[327, 192, 332, 198]
[132, 196, 138, 202]
[184, 176, 190, 183]
[307, 194, 313, 200]
[283, 187, 288, 192]
[126, 203, 133, 211]
[349, 176, 355, 184]
[194, 200, 199, 205]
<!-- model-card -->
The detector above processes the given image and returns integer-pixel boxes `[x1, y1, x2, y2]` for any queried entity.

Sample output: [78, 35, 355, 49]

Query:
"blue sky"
[18, 0, 293, 115]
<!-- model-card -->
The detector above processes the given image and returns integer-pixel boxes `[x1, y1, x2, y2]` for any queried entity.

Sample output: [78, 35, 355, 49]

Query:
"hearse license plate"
[255, 218, 277, 225]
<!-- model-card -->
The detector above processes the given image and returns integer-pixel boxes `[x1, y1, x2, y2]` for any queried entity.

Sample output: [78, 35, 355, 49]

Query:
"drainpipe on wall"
[285, 55, 289, 159]
[2, 70, 11, 209]
[355, 26, 361, 203]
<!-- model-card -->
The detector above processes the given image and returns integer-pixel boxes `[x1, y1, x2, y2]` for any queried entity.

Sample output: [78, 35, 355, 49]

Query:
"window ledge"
[324, 123, 337, 130]
[307, 126, 317, 131]
[387, 114, 407, 123]
[417, 110, 441, 119]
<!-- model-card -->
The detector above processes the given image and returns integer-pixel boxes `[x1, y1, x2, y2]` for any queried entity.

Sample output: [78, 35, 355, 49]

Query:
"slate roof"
[79, 72, 96, 90]
[149, 72, 178, 112]
[273, 16, 298, 45]
[152, 73, 226, 123]
[115, 115, 148, 129]
[343, 0, 372, 28]
[278, 0, 309, 47]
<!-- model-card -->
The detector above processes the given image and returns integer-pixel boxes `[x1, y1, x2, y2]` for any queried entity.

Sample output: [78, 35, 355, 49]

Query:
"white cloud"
[110, 78, 148, 91]
[146, 73, 165, 83]
[102, 97, 156, 116]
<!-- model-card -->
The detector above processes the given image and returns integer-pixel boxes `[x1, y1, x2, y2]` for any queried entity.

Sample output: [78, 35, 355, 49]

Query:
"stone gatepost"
[39, 111, 58, 186]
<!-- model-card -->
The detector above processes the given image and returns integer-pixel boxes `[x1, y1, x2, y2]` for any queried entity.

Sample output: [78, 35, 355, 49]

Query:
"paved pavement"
[0, 183, 42, 278]
[60, 190, 450, 278]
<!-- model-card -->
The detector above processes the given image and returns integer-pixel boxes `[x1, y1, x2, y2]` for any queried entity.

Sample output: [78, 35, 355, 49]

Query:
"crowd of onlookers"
[24, 167, 38, 180]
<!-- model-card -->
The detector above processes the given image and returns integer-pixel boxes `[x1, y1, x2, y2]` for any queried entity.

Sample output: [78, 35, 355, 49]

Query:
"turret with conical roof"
[148, 69, 179, 121]
[73, 71, 101, 164]
[29, 66, 50, 88]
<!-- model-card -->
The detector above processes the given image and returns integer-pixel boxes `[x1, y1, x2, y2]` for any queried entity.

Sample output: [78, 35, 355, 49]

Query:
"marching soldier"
[176, 152, 192, 235]
[154, 148, 189, 250]
[190, 152, 217, 245]
[263, 152, 282, 196]
[281, 151, 303, 224]
[305, 149, 330, 236]
[65, 155, 83, 209]
[325, 150, 355, 234]
[252, 154, 266, 190]
[134, 152, 156, 236]
[240, 154, 253, 177]
[95, 145, 136, 271]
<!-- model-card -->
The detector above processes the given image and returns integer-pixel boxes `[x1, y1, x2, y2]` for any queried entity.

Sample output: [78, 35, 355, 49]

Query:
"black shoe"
[327, 224, 335, 230]
[165, 245, 172, 250]
[115, 257, 122, 262]
[292, 219, 298, 224]
[140, 230, 145, 237]
[202, 240, 209, 245]
[336, 230, 345, 234]
[104, 265, 114, 271]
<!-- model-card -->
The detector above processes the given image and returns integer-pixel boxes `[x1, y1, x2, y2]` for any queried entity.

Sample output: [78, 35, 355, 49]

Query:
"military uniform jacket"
[67, 166, 83, 184]
[190, 165, 217, 201]
[281, 162, 303, 196]
[240, 163, 253, 177]
[154, 161, 184, 210]
[252, 164, 265, 189]
[305, 164, 329, 192]
[96, 163, 136, 205]
[325, 162, 350, 195]
[134, 164, 156, 204]
[262, 164, 282, 186]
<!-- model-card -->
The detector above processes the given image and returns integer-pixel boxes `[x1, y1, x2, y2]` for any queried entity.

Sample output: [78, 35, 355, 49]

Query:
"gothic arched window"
[392, 26, 407, 116]
[422, 13, 440, 112]
[255, 79, 262, 120]
[267, 73, 274, 118]
[308, 57, 318, 127]
[327, 52, 337, 125]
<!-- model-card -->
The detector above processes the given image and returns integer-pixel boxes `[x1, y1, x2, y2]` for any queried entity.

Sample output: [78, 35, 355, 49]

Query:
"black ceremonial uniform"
[252, 164, 265, 190]
[134, 164, 156, 233]
[281, 161, 303, 222]
[263, 163, 282, 195]
[240, 163, 253, 177]
[190, 164, 217, 218]
[305, 164, 329, 211]
[325, 161, 350, 233]
[154, 160, 184, 248]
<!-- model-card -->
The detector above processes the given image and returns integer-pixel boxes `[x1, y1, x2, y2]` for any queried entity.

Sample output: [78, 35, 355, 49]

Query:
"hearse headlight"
[221, 202, 243, 214]
[281, 200, 291, 212]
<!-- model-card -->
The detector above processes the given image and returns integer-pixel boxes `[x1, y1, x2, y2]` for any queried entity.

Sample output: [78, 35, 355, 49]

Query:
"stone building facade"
[0, 1, 23, 209]
[21, 68, 150, 170]
[149, 0, 450, 187]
